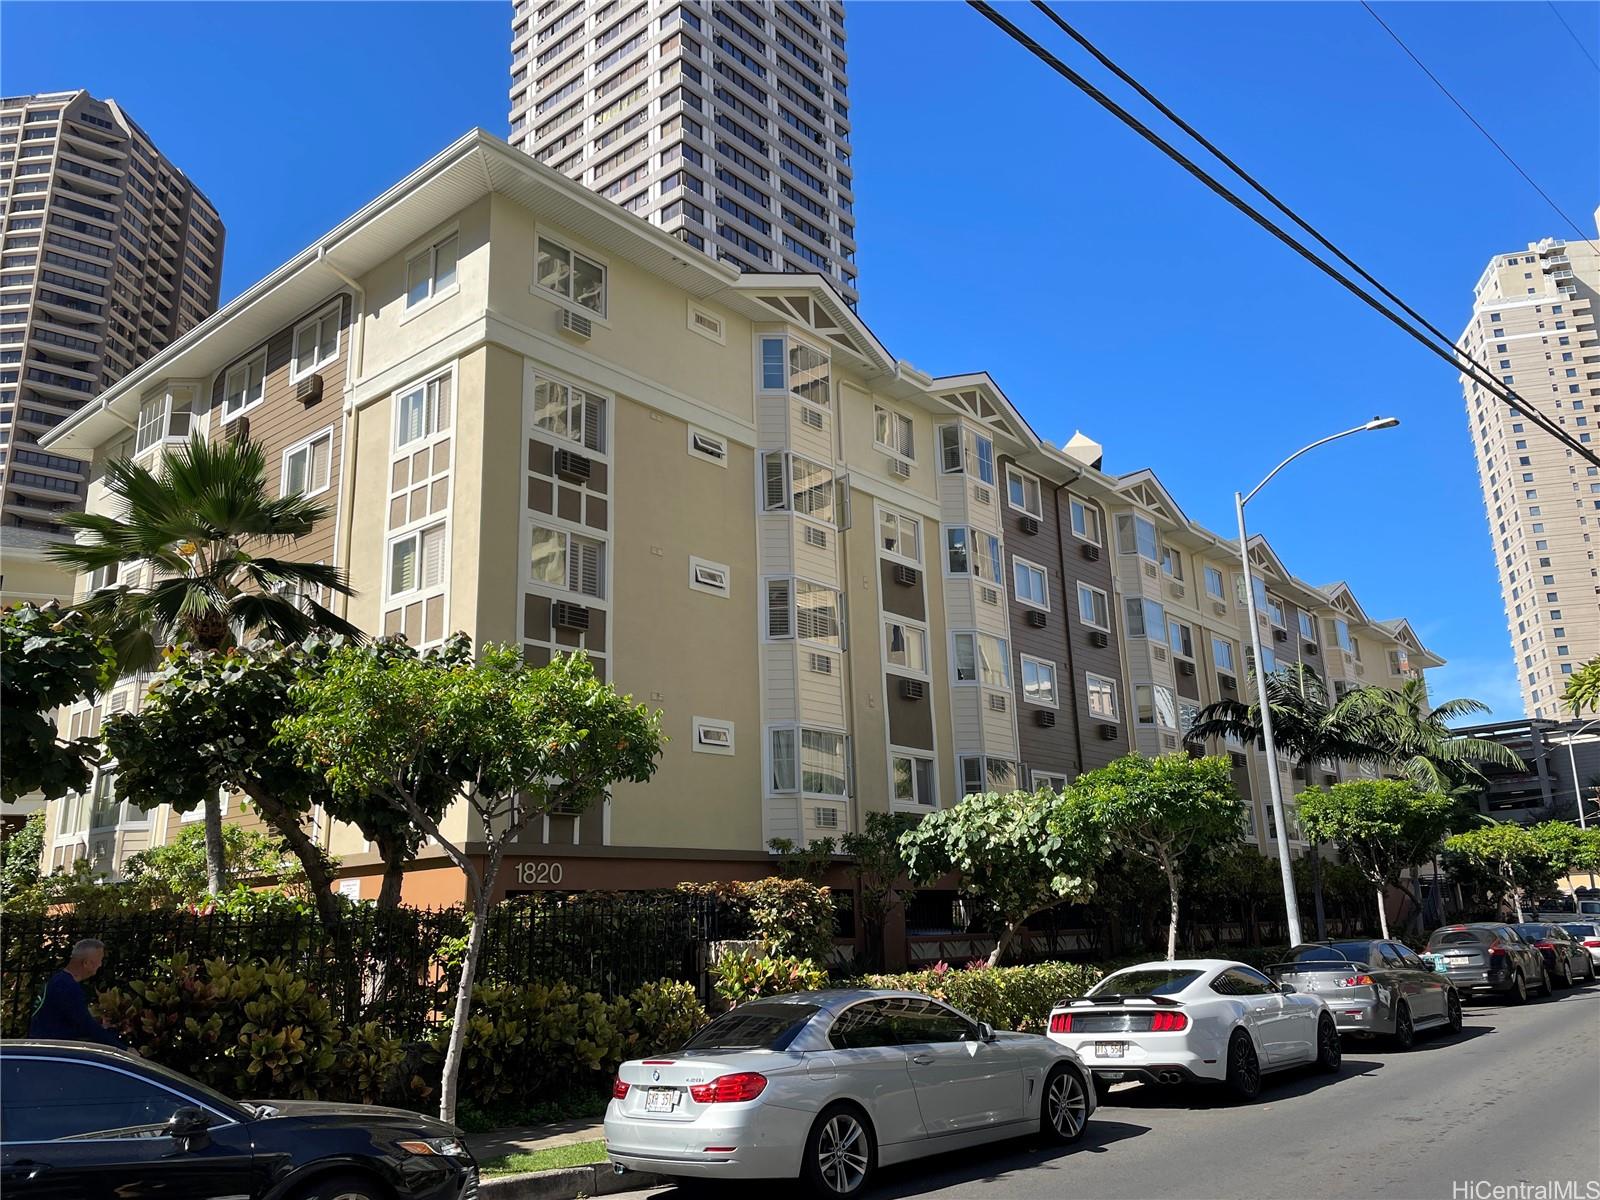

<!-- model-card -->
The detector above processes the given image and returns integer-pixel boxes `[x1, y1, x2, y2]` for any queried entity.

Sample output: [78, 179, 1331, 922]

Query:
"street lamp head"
[1364, 416, 1400, 431]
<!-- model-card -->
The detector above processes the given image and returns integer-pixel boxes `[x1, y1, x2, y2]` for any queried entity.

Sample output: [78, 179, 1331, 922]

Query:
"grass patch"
[479, 1139, 610, 1176]
[453, 1088, 610, 1134]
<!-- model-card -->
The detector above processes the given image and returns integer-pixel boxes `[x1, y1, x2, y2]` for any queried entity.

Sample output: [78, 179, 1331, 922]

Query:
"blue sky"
[5, 1, 1596, 719]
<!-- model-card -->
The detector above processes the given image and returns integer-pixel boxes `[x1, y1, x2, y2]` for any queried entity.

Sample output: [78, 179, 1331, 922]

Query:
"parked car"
[1423, 923, 1550, 1001]
[604, 989, 1095, 1197]
[1559, 923, 1600, 970]
[1512, 923, 1597, 987]
[1267, 940, 1462, 1047]
[1045, 959, 1340, 1102]
[0, 1040, 475, 1200]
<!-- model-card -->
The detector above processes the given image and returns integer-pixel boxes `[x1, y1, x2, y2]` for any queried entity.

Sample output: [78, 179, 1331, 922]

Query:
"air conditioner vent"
[803, 525, 828, 549]
[809, 652, 833, 675]
[1178, 660, 1195, 677]
[560, 308, 592, 339]
[552, 600, 590, 630]
[800, 405, 824, 431]
[888, 458, 911, 480]
[979, 585, 999, 606]
[1143, 563, 1158, 580]
[1035, 709, 1056, 728]
[1212, 602, 1227, 617]
[1304, 642, 1319, 656]
[1219, 673, 1238, 692]
[1018, 514, 1040, 536]
[1273, 627, 1288, 643]
[227, 416, 251, 444]
[1098, 723, 1119, 741]
[1089, 630, 1109, 649]
[296, 373, 324, 405]
[900, 677, 925, 701]
[1168, 582, 1185, 600]
[1081, 543, 1101, 561]
[988, 693, 1007, 712]
[1152, 646, 1168, 663]
[893, 563, 918, 588]
[555, 449, 593, 481]
[971, 484, 991, 506]
[1026, 610, 1047, 629]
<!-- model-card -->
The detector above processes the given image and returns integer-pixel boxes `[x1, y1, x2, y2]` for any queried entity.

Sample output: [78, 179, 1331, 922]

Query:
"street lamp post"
[1236, 416, 1399, 949]
[1559, 719, 1598, 891]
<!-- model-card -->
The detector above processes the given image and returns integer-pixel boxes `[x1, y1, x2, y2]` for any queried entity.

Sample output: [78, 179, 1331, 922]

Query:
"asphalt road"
[649, 976, 1600, 1200]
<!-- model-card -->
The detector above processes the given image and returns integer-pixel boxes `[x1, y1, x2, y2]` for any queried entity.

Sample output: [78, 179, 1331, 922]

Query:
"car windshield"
[1090, 968, 1202, 997]
[1428, 928, 1492, 948]
[680, 1002, 820, 1052]
[1281, 942, 1372, 969]
[1560, 924, 1597, 939]
[1513, 924, 1554, 940]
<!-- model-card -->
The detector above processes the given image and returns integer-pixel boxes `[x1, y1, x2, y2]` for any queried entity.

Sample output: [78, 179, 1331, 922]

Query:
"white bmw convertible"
[605, 988, 1096, 1196]
[1046, 959, 1342, 1100]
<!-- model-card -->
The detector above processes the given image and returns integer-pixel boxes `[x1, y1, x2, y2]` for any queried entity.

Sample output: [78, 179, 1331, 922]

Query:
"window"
[1159, 544, 1183, 580]
[953, 632, 1010, 687]
[944, 526, 1001, 583]
[291, 304, 340, 379]
[1204, 566, 1225, 600]
[1020, 655, 1058, 707]
[874, 405, 914, 459]
[1013, 557, 1048, 608]
[1298, 611, 1317, 642]
[1077, 582, 1109, 629]
[766, 577, 841, 646]
[1006, 466, 1042, 518]
[884, 618, 928, 674]
[692, 717, 735, 754]
[1167, 619, 1193, 659]
[394, 373, 452, 449]
[769, 727, 797, 792]
[878, 508, 920, 562]
[529, 524, 606, 598]
[535, 234, 603, 315]
[1112, 514, 1156, 562]
[1136, 684, 1178, 728]
[689, 555, 730, 596]
[688, 428, 728, 465]
[938, 425, 995, 484]
[531, 375, 606, 452]
[1087, 673, 1118, 720]
[0, 1058, 210, 1142]
[1334, 619, 1352, 653]
[762, 452, 835, 522]
[1266, 595, 1286, 628]
[388, 522, 446, 597]
[1068, 496, 1100, 544]
[888, 997, 974, 1045]
[760, 335, 786, 390]
[1124, 596, 1166, 639]
[406, 231, 459, 310]
[1033, 770, 1070, 792]
[282, 428, 333, 498]
[786, 339, 830, 407]
[1213, 636, 1236, 673]
[891, 752, 936, 808]
[960, 755, 1017, 796]
[801, 728, 846, 795]
[222, 350, 265, 421]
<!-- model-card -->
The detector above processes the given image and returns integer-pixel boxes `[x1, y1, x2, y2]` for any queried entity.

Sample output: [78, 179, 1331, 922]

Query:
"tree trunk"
[376, 848, 406, 913]
[1163, 857, 1180, 962]
[439, 879, 489, 1126]
[1375, 884, 1391, 939]
[203, 794, 227, 896]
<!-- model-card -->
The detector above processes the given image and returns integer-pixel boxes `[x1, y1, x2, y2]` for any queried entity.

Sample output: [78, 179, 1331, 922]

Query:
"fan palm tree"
[49, 434, 358, 894]
[1564, 656, 1600, 719]
[1352, 679, 1524, 792]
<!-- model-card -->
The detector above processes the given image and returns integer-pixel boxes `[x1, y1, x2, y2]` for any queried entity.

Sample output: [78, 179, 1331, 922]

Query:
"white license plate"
[645, 1087, 678, 1113]
[1095, 1041, 1126, 1059]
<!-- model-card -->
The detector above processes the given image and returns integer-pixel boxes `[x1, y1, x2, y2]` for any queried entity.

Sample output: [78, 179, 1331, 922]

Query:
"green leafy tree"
[900, 788, 1106, 967]
[0, 813, 46, 905]
[839, 812, 917, 972]
[50, 435, 359, 894]
[1, 603, 110, 804]
[1563, 657, 1600, 718]
[122, 823, 301, 906]
[1444, 822, 1560, 922]
[1527, 821, 1600, 882]
[1070, 754, 1242, 961]
[282, 643, 664, 1124]
[1296, 779, 1456, 939]
[766, 835, 837, 883]
[1353, 679, 1524, 791]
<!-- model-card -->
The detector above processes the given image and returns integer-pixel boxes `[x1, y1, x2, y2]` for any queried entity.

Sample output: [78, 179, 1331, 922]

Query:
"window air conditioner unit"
[1219, 672, 1238, 691]
[1098, 723, 1119, 741]
[888, 458, 911, 480]
[1026, 610, 1046, 629]
[559, 309, 592, 339]
[552, 601, 590, 631]
[555, 449, 593, 481]
[1178, 660, 1195, 677]
[893, 563, 918, 588]
[1304, 642, 1319, 656]
[1273, 627, 1288, 642]
[1089, 630, 1109, 649]
[1018, 514, 1040, 536]
[296, 373, 324, 405]
[227, 416, 250, 444]
[1212, 602, 1227, 617]
[1035, 709, 1056, 728]
[1081, 543, 1100, 561]
[900, 677, 925, 702]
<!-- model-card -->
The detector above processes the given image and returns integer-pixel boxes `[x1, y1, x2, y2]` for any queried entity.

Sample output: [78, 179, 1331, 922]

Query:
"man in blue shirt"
[29, 938, 125, 1047]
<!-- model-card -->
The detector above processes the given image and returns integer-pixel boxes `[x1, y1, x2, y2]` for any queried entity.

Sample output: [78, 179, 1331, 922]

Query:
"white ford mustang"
[1045, 959, 1342, 1100]
[605, 988, 1096, 1196]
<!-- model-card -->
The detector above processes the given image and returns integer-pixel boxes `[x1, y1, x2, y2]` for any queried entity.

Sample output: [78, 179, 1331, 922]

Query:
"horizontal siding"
[764, 796, 800, 845]
[763, 645, 797, 723]
[759, 518, 794, 574]
[981, 692, 1017, 753]
[757, 395, 788, 447]
[950, 687, 983, 750]
[792, 521, 836, 580]
[797, 663, 844, 726]
[788, 398, 832, 463]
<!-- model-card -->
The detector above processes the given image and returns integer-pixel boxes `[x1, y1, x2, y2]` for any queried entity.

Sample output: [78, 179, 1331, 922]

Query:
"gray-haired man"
[28, 938, 125, 1047]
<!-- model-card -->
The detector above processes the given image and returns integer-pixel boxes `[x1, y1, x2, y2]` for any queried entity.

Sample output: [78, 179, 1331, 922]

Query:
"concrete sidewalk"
[465, 1116, 606, 1162]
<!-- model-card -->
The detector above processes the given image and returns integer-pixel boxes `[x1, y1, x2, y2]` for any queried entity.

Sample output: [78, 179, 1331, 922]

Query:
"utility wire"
[1546, 1, 1600, 73]
[1025, 0, 1595, 467]
[965, 1, 1599, 469]
[1361, 0, 1599, 252]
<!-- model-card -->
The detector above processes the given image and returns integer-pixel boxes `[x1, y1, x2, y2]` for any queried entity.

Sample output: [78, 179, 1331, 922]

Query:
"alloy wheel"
[1447, 991, 1463, 1033]
[1047, 1069, 1088, 1139]
[1318, 1017, 1342, 1071]
[817, 1113, 869, 1195]
[1513, 971, 1527, 1003]
[1228, 1033, 1260, 1098]
[1394, 1002, 1414, 1049]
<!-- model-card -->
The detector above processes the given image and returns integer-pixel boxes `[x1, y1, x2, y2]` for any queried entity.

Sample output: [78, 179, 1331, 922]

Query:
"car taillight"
[1535, 941, 1555, 951]
[1149, 1011, 1188, 1032]
[612, 1077, 630, 1100]
[1584, 939, 1600, 948]
[1337, 975, 1375, 987]
[689, 1073, 767, 1103]
[1049, 1012, 1072, 1034]
[1488, 946, 1506, 958]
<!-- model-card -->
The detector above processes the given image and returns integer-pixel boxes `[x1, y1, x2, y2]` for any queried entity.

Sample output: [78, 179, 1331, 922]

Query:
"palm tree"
[1564, 656, 1600, 718]
[49, 434, 358, 894]
[1352, 679, 1524, 793]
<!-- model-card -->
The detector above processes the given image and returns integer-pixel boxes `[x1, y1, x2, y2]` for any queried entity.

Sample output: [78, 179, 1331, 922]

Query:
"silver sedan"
[604, 988, 1096, 1197]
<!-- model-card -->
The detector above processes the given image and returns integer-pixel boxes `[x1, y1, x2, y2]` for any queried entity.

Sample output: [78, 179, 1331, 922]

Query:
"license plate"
[1095, 1042, 1126, 1059]
[645, 1087, 678, 1113]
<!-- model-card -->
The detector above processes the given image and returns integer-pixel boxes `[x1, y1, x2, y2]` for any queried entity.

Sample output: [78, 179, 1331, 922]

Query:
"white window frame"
[1077, 582, 1109, 630]
[1213, 636, 1236, 674]
[938, 424, 996, 485]
[877, 506, 922, 565]
[1115, 512, 1159, 562]
[952, 631, 1010, 689]
[393, 369, 453, 451]
[767, 725, 798, 793]
[1168, 618, 1194, 661]
[1298, 611, 1318, 643]
[883, 616, 930, 678]
[687, 427, 728, 466]
[1086, 672, 1119, 721]
[1005, 465, 1043, 519]
[529, 369, 607, 454]
[1020, 654, 1059, 708]
[281, 426, 334, 499]
[404, 228, 460, 315]
[1033, 770, 1070, 793]
[385, 521, 448, 603]
[1204, 565, 1226, 601]
[874, 405, 915, 461]
[1068, 495, 1101, 545]
[762, 451, 836, 525]
[1012, 556, 1049, 610]
[889, 749, 937, 811]
[528, 522, 607, 600]
[687, 300, 725, 343]
[290, 302, 341, 382]
[959, 754, 1017, 797]
[1159, 543, 1184, 581]
[764, 576, 842, 648]
[692, 716, 735, 755]
[1124, 596, 1166, 639]
[221, 349, 266, 424]
[944, 525, 1002, 585]
[688, 555, 730, 597]
[534, 232, 606, 319]
[1266, 594, 1287, 629]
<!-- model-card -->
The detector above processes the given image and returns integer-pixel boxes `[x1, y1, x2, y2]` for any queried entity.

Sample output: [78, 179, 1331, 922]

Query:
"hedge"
[847, 961, 1104, 1034]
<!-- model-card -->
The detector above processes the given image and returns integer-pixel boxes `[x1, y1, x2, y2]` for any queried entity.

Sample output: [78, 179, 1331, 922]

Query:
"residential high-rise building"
[0, 90, 224, 532]
[1459, 218, 1600, 720]
[508, 0, 859, 306]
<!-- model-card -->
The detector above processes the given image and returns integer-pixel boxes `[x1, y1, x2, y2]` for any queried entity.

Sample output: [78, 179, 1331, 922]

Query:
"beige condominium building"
[39, 131, 1441, 908]
[1459, 216, 1600, 719]
[509, 0, 859, 307]
[0, 90, 224, 534]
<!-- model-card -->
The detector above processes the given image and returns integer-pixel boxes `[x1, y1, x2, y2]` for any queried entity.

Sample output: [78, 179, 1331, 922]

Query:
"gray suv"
[1424, 923, 1550, 1002]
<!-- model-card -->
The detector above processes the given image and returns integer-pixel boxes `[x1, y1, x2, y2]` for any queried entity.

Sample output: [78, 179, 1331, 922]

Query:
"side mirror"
[1279, 983, 1296, 994]
[976, 1022, 996, 1042]
[166, 1106, 212, 1147]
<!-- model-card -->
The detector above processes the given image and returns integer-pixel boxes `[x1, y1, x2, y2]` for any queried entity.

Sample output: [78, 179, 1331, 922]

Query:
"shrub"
[712, 951, 829, 1007]
[678, 878, 834, 962]
[618, 979, 707, 1056]
[848, 961, 1103, 1033]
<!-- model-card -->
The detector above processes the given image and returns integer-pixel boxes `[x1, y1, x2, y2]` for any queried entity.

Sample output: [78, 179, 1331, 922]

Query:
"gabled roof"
[1378, 618, 1445, 668]
[739, 278, 894, 376]
[1113, 469, 1191, 528]
[1318, 582, 1372, 624]
[926, 372, 1039, 451]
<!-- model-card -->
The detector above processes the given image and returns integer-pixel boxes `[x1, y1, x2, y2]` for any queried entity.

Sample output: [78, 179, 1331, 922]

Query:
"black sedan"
[1512, 923, 1598, 988]
[0, 1041, 476, 1200]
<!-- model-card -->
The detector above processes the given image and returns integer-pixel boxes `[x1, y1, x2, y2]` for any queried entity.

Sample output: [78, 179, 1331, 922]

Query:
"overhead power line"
[1360, 1, 1599, 253]
[964, 1, 1600, 469]
[1546, 1, 1600, 74]
[1025, 0, 1594, 467]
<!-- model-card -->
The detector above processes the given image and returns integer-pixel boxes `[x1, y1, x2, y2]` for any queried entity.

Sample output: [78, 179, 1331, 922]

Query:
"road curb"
[479, 1163, 664, 1199]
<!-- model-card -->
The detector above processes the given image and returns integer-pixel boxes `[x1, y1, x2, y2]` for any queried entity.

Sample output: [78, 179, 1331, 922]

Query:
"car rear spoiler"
[1057, 994, 1184, 1007]
[1265, 958, 1366, 973]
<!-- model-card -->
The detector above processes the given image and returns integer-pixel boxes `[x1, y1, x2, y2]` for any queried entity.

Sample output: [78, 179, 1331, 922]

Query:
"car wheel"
[1315, 1014, 1342, 1073]
[1511, 970, 1528, 1004]
[802, 1103, 875, 1197]
[1539, 966, 1554, 996]
[1225, 1030, 1261, 1101]
[1559, 961, 1572, 988]
[286, 1174, 389, 1200]
[1446, 989, 1463, 1034]
[1040, 1064, 1090, 1143]
[1391, 1001, 1415, 1050]
[1586, 958, 1597, 983]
